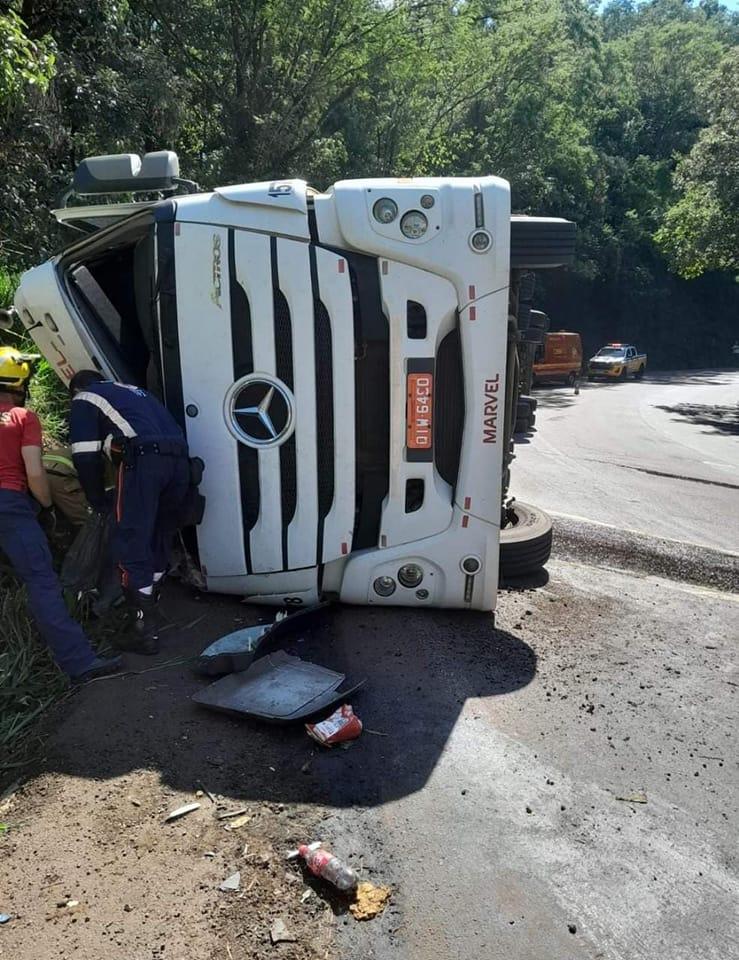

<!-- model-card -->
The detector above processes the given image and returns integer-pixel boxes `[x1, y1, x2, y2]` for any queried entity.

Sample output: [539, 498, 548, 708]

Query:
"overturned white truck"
[13, 151, 574, 611]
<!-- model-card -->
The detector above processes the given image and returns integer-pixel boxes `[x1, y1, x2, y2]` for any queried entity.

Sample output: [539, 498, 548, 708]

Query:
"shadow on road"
[32, 590, 537, 809]
[640, 369, 737, 386]
[655, 403, 739, 436]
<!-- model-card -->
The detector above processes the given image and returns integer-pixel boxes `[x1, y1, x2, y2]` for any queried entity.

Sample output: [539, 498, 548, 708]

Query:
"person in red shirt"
[0, 347, 122, 681]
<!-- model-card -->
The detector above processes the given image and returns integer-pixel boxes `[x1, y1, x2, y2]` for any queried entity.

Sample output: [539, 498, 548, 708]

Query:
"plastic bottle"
[298, 843, 358, 892]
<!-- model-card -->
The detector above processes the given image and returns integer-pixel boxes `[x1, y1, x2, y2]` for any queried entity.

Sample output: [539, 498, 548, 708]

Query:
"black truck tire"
[510, 217, 577, 269]
[500, 502, 553, 577]
[635, 364, 645, 379]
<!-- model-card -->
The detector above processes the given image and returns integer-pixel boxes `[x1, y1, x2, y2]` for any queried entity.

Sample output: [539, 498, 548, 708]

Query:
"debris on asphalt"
[128, 796, 142, 807]
[349, 882, 392, 921]
[616, 791, 647, 803]
[196, 603, 334, 677]
[203, 851, 216, 859]
[164, 802, 201, 822]
[217, 806, 251, 821]
[196, 623, 270, 676]
[193, 650, 365, 723]
[0, 914, 11, 924]
[568, 923, 578, 934]
[296, 842, 358, 892]
[219, 871, 241, 892]
[224, 813, 251, 831]
[196, 781, 217, 804]
[306, 704, 363, 747]
[300, 888, 314, 903]
[270, 917, 297, 944]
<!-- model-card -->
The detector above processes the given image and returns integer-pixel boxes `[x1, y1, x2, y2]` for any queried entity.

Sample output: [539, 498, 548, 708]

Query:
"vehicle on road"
[532, 331, 582, 386]
[587, 343, 646, 380]
[13, 151, 575, 611]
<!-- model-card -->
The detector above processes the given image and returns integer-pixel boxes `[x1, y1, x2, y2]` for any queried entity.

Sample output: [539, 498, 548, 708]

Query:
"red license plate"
[406, 372, 433, 450]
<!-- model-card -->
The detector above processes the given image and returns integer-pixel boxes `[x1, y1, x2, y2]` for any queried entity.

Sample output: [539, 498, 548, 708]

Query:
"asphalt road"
[511, 369, 739, 553]
[329, 551, 738, 960]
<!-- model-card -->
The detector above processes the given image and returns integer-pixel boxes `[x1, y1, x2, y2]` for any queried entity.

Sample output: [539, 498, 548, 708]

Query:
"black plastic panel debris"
[192, 651, 364, 724]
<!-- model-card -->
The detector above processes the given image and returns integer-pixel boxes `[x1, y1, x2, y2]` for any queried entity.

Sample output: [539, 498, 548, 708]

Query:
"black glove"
[38, 505, 58, 537]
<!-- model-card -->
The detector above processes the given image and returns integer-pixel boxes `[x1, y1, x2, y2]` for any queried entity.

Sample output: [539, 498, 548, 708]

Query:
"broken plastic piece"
[270, 917, 297, 944]
[306, 704, 363, 747]
[195, 602, 333, 677]
[196, 624, 270, 676]
[164, 802, 201, 822]
[219, 871, 241, 892]
[0, 914, 11, 924]
[193, 651, 364, 723]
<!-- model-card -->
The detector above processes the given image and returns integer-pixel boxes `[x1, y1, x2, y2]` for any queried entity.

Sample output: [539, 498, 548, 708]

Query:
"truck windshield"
[61, 211, 157, 389]
[597, 348, 625, 358]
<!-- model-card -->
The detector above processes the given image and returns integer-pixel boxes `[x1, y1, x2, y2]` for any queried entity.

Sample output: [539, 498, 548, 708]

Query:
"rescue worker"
[68, 371, 190, 654]
[43, 445, 117, 528]
[0, 347, 122, 682]
[43, 445, 92, 528]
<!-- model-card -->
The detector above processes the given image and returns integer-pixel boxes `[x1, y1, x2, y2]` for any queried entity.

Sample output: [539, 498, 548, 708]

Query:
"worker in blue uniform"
[68, 371, 191, 654]
[0, 348, 122, 682]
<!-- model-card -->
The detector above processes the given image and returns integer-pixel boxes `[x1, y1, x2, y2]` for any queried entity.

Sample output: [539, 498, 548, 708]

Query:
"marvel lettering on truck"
[13, 151, 575, 612]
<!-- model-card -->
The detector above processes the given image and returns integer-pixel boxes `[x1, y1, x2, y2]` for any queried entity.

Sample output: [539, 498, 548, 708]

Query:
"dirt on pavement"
[1, 523, 737, 960]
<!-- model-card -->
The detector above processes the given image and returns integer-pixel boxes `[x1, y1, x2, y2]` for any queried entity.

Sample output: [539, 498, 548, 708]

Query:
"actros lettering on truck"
[211, 233, 222, 308]
[482, 375, 500, 443]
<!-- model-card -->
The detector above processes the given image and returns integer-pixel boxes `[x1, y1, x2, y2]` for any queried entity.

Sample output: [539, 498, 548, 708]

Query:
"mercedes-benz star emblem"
[224, 374, 295, 449]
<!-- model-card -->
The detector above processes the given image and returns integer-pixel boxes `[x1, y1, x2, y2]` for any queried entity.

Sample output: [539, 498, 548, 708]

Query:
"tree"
[656, 49, 739, 277]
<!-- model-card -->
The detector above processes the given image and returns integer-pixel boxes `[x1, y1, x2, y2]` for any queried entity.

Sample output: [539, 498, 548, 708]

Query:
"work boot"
[71, 654, 124, 685]
[118, 589, 162, 655]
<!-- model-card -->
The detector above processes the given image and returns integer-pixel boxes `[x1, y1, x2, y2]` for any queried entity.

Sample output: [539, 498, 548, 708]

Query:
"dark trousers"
[114, 453, 190, 592]
[0, 490, 96, 677]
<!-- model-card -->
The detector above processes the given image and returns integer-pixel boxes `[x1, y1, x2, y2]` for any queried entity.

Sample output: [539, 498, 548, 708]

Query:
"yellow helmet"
[0, 346, 34, 391]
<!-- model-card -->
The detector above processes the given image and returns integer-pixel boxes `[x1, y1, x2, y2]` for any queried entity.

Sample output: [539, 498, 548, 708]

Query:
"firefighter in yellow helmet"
[0, 347, 121, 681]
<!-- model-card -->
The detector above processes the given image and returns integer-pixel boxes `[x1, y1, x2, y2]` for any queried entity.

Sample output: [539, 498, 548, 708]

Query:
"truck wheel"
[635, 365, 645, 379]
[619, 367, 628, 380]
[500, 502, 553, 578]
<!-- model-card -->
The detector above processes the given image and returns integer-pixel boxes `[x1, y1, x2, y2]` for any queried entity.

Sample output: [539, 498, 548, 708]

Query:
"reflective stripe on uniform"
[73, 391, 136, 438]
[71, 440, 103, 454]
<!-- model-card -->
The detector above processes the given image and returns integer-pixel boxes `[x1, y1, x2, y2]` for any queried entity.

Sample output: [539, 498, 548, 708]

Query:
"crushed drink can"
[305, 704, 362, 747]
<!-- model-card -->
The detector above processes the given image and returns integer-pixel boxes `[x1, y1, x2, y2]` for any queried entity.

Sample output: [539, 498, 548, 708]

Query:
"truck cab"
[13, 151, 575, 611]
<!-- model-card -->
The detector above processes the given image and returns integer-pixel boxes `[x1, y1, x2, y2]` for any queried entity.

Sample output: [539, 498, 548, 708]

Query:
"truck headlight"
[373, 197, 398, 224]
[398, 563, 423, 588]
[373, 576, 396, 597]
[400, 210, 428, 239]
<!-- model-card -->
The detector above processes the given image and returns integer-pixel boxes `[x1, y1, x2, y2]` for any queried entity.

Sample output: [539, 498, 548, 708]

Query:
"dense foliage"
[1, 0, 737, 366]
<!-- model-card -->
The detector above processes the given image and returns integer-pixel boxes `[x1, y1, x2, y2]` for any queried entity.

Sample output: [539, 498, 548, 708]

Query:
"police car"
[13, 151, 575, 610]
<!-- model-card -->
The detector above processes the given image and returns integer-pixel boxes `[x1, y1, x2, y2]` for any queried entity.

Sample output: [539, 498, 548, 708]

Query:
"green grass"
[0, 568, 69, 777]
